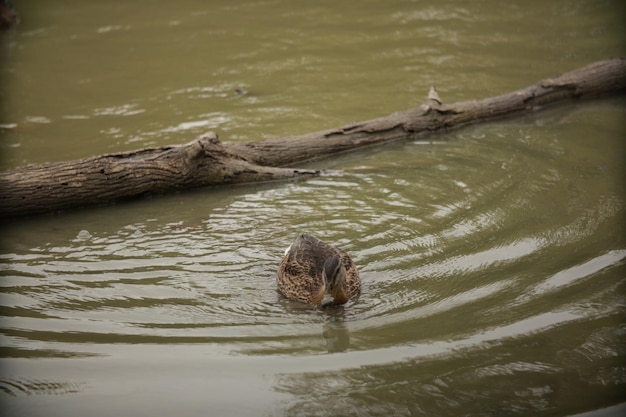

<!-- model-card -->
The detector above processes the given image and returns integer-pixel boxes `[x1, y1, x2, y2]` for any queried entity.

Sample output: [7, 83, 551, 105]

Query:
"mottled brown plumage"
[277, 233, 361, 306]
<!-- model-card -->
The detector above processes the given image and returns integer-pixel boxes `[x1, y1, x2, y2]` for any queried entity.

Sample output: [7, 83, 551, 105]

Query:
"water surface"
[1, 1, 625, 416]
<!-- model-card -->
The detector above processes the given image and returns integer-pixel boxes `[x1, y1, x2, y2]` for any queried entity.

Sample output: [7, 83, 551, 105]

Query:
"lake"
[1, 1, 625, 416]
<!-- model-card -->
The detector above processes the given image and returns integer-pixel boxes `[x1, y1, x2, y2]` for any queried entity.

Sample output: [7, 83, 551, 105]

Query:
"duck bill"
[329, 284, 338, 299]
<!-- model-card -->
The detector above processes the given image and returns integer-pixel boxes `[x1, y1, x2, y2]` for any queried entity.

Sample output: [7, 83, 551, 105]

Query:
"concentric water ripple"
[1, 1, 624, 415]
[2, 115, 624, 366]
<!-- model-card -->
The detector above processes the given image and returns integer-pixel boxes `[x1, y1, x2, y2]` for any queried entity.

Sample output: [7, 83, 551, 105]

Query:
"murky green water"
[1, 1, 625, 416]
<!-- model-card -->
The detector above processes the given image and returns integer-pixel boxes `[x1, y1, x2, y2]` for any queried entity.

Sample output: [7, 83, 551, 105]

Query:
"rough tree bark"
[1, 58, 625, 217]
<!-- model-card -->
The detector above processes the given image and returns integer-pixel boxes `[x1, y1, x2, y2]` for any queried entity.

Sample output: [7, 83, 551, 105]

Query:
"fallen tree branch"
[1, 57, 625, 217]
[228, 57, 626, 166]
[0, 133, 318, 216]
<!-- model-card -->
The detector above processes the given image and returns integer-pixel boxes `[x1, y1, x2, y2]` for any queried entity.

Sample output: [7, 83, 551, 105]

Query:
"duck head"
[323, 256, 347, 299]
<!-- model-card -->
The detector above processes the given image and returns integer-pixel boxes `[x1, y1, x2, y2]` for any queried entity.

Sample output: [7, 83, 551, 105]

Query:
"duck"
[277, 233, 361, 307]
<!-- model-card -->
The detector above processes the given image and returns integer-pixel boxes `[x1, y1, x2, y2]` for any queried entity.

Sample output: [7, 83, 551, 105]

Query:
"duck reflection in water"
[323, 318, 351, 353]
[277, 233, 361, 307]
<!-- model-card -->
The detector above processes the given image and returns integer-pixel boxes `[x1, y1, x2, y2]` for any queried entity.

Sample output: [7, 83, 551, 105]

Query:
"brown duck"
[277, 233, 361, 306]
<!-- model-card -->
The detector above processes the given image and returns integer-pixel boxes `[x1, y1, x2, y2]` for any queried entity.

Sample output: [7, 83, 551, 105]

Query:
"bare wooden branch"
[228, 57, 626, 166]
[0, 133, 317, 216]
[1, 58, 624, 217]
